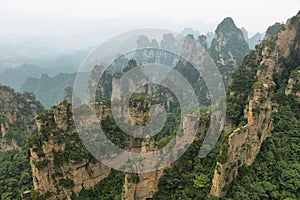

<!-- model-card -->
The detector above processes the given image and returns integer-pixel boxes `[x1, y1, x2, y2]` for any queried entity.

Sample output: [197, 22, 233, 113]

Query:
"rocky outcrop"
[122, 112, 210, 200]
[210, 12, 300, 197]
[30, 98, 165, 200]
[123, 170, 164, 200]
[29, 101, 110, 199]
[123, 137, 164, 200]
[209, 17, 250, 86]
[210, 17, 250, 67]
[198, 35, 208, 50]
[0, 85, 43, 152]
[285, 70, 300, 97]
[28, 14, 300, 199]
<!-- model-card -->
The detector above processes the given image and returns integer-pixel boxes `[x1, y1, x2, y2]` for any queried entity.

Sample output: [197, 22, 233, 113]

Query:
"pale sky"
[0, 0, 299, 36]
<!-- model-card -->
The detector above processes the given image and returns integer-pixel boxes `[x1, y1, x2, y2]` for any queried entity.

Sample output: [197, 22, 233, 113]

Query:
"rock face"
[210, 12, 300, 197]
[210, 17, 250, 67]
[122, 112, 209, 200]
[285, 70, 300, 97]
[123, 170, 164, 200]
[209, 17, 250, 86]
[0, 85, 43, 152]
[122, 137, 164, 200]
[29, 97, 165, 200]
[28, 14, 300, 199]
[29, 101, 110, 199]
[78, 20, 251, 199]
[29, 91, 209, 200]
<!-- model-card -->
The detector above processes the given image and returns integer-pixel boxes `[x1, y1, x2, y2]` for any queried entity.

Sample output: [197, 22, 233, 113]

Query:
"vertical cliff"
[209, 17, 250, 86]
[79, 21, 249, 199]
[122, 137, 164, 200]
[122, 112, 210, 200]
[210, 12, 300, 197]
[0, 86, 43, 152]
[28, 101, 111, 199]
[210, 17, 250, 68]
[26, 13, 300, 199]
[29, 96, 164, 200]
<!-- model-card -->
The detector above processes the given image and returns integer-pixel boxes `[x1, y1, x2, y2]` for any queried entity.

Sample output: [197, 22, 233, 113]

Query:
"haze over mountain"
[1, 0, 298, 94]
[20, 73, 76, 108]
[6, 16, 285, 110]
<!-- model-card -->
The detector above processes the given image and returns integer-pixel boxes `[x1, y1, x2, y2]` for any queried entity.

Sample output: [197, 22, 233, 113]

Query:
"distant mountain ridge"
[0, 47, 90, 90]
[0, 64, 47, 90]
[241, 27, 265, 49]
[20, 73, 76, 108]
